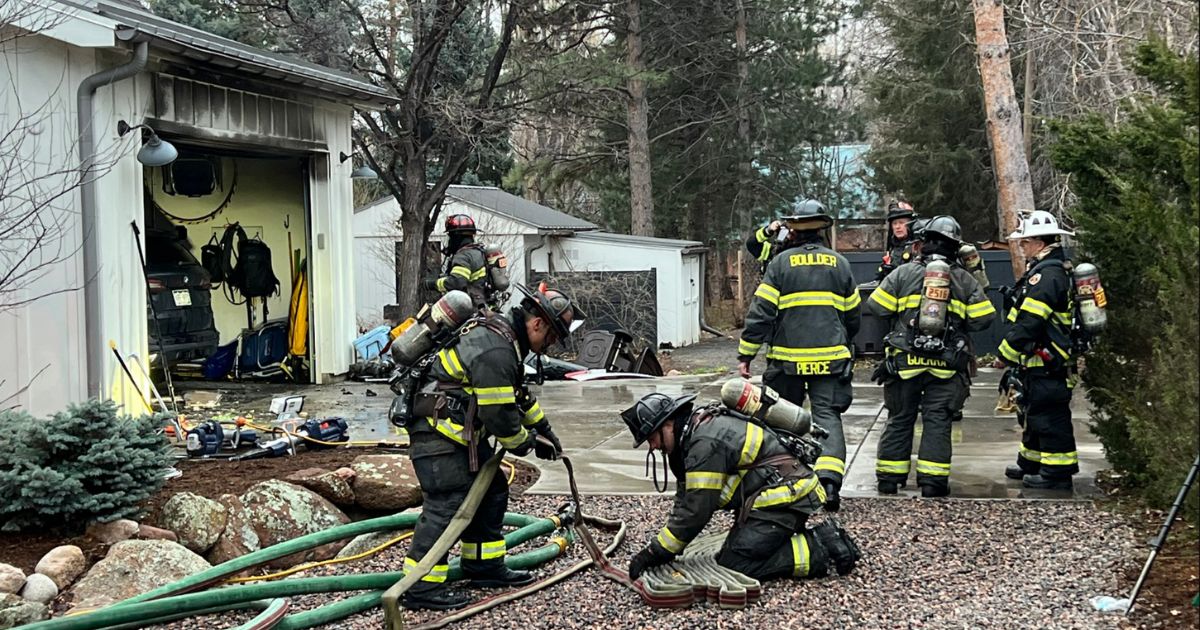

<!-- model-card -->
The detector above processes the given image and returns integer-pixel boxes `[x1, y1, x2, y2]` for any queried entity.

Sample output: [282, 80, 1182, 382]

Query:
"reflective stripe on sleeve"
[657, 527, 685, 554]
[684, 471, 727, 491]
[754, 283, 780, 305]
[814, 456, 845, 476]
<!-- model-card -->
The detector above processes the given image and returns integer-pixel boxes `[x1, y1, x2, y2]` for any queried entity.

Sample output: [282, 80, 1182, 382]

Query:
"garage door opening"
[143, 146, 313, 383]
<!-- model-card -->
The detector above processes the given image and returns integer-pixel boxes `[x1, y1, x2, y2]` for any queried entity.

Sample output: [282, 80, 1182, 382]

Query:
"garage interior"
[144, 146, 313, 383]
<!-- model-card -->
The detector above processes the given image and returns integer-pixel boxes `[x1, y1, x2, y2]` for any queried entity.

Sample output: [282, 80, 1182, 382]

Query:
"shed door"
[680, 254, 701, 345]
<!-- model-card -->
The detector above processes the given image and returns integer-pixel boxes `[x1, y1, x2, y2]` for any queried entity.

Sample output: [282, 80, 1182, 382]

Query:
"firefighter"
[737, 199, 860, 512]
[866, 216, 996, 497]
[744, 208, 826, 271]
[999, 211, 1078, 490]
[621, 392, 861, 582]
[424, 214, 491, 310]
[876, 200, 918, 281]
[401, 284, 584, 610]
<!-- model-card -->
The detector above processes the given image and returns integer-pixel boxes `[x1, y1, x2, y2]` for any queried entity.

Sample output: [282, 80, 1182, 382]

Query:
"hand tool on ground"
[109, 340, 153, 414]
[1125, 453, 1200, 616]
[131, 221, 178, 413]
[230, 417, 349, 461]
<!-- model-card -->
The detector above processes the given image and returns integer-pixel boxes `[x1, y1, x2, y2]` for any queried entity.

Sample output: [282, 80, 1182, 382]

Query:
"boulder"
[0, 565, 23, 595]
[66, 540, 210, 612]
[205, 494, 261, 566]
[34, 545, 86, 590]
[289, 468, 356, 507]
[136, 524, 179, 542]
[18, 574, 56, 605]
[0, 593, 48, 628]
[350, 455, 422, 511]
[160, 493, 228, 554]
[86, 518, 140, 544]
[335, 531, 406, 559]
[240, 480, 350, 569]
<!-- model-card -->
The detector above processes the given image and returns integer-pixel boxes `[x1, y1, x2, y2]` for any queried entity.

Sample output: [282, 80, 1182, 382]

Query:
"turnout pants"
[716, 508, 829, 581]
[876, 372, 964, 491]
[764, 366, 849, 489]
[1014, 373, 1078, 479]
[403, 429, 509, 588]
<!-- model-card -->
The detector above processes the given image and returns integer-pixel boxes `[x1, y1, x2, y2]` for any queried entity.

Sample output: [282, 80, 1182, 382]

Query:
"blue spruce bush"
[0, 400, 174, 532]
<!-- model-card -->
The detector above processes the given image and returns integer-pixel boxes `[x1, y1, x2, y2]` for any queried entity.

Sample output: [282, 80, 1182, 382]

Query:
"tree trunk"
[396, 158, 431, 312]
[734, 0, 751, 233]
[972, 0, 1032, 277]
[625, 0, 654, 236]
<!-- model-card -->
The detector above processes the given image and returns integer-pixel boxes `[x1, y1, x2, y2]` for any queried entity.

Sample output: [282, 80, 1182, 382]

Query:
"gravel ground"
[141, 492, 1169, 630]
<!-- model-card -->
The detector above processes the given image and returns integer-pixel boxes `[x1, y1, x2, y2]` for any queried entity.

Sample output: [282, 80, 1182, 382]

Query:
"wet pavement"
[181, 364, 1104, 501]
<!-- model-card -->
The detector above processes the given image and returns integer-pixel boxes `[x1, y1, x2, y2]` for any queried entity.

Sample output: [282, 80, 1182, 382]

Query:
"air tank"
[1072, 262, 1107, 334]
[918, 258, 952, 336]
[720, 378, 813, 436]
[390, 290, 476, 366]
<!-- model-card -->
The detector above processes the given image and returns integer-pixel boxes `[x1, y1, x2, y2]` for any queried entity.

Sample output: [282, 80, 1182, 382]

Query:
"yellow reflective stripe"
[404, 556, 449, 583]
[719, 472, 744, 507]
[436, 277, 448, 292]
[755, 226, 770, 243]
[916, 459, 951, 476]
[898, 367, 957, 379]
[1006, 308, 1018, 323]
[845, 290, 862, 309]
[1053, 311, 1073, 325]
[870, 288, 898, 311]
[754, 283, 780, 305]
[428, 416, 469, 446]
[496, 427, 529, 450]
[1019, 446, 1042, 462]
[766, 345, 851, 362]
[967, 300, 996, 318]
[752, 476, 823, 509]
[876, 459, 911, 475]
[814, 456, 845, 476]
[778, 291, 860, 311]
[462, 539, 506, 560]
[999, 339, 1023, 363]
[450, 265, 473, 279]
[657, 527, 685, 554]
[948, 300, 967, 318]
[470, 267, 487, 281]
[1050, 341, 1070, 359]
[758, 242, 772, 261]
[1039, 451, 1078, 466]
[685, 471, 727, 491]
[896, 294, 922, 309]
[738, 339, 762, 356]
[740, 424, 764, 466]
[1019, 297, 1053, 319]
[474, 386, 517, 406]
[439, 348, 466, 382]
[791, 534, 811, 577]
[522, 401, 544, 426]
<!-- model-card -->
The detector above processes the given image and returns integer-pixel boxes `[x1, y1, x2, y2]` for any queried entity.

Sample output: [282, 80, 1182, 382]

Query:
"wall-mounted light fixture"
[117, 120, 179, 167]
[339, 150, 379, 180]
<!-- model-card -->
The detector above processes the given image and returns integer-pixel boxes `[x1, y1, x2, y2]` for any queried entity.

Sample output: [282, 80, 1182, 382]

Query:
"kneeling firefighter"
[866, 216, 996, 497]
[399, 284, 584, 610]
[621, 391, 860, 583]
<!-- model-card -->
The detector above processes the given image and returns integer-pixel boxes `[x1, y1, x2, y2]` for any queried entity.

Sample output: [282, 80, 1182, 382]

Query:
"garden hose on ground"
[225, 533, 416, 584]
[232, 598, 289, 630]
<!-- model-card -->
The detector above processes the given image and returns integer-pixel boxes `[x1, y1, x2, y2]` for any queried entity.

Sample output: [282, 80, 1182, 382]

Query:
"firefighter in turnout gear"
[866, 216, 996, 497]
[424, 214, 492, 310]
[738, 199, 860, 513]
[621, 393, 861, 582]
[401, 284, 584, 611]
[745, 200, 831, 271]
[876, 200, 918, 281]
[999, 211, 1079, 490]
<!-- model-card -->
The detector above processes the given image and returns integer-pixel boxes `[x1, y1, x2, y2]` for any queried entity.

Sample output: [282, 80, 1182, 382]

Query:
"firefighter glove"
[628, 543, 673, 581]
[532, 421, 562, 460]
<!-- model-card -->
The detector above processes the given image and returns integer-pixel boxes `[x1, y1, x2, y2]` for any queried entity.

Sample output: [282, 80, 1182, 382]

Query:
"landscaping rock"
[0, 593, 47, 628]
[34, 545, 86, 590]
[67, 540, 210, 611]
[334, 531, 406, 559]
[160, 492, 228, 554]
[136, 523, 178, 542]
[205, 494, 261, 566]
[0, 565, 23, 595]
[240, 480, 350, 569]
[85, 518, 140, 544]
[18, 574, 56, 604]
[286, 467, 356, 507]
[350, 455, 422, 511]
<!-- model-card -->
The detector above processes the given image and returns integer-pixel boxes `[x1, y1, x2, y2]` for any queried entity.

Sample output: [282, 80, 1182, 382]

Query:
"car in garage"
[145, 229, 219, 364]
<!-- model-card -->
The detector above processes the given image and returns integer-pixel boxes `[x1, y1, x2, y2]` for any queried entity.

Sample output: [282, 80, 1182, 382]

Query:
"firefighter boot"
[1022, 474, 1073, 491]
[1004, 465, 1026, 480]
[402, 583, 471, 611]
[877, 480, 906, 495]
[813, 519, 861, 576]
[464, 566, 536, 589]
